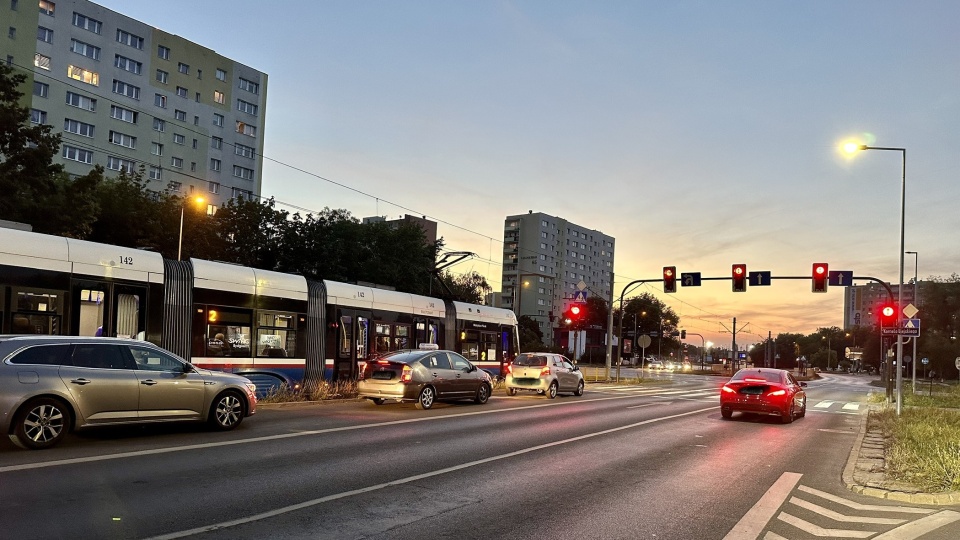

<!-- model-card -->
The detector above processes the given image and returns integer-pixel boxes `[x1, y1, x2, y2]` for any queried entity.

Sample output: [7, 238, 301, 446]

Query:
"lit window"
[213, 90, 224, 104]
[67, 65, 99, 86]
[235, 121, 256, 137]
[39, 0, 54, 16]
[34, 53, 51, 71]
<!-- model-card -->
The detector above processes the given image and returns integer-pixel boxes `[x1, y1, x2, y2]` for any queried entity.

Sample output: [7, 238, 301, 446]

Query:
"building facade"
[2, 0, 268, 211]
[843, 281, 920, 329]
[502, 211, 615, 344]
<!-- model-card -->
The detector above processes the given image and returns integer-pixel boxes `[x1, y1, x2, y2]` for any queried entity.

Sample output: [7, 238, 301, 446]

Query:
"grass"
[868, 383, 960, 492]
[257, 380, 359, 404]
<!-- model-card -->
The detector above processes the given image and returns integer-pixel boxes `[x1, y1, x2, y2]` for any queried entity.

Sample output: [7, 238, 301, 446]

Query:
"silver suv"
[0, 336, 257, 449]
[505, 352, 584, 398]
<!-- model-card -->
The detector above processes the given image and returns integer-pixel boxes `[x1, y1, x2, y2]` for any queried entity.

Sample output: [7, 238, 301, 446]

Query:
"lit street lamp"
[843, 142, 907, 415]
[177, 196, 205, 261]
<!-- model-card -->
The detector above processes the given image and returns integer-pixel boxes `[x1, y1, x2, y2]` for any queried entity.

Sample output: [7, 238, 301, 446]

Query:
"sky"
[99, 0, 960, 347]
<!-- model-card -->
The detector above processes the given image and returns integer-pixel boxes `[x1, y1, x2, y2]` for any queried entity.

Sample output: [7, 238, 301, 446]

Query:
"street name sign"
[881, 327, 920, 336]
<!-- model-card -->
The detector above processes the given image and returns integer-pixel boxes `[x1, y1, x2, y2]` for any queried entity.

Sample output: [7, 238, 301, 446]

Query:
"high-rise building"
[2, 0, 268, 211]
[502, 211, 615, 344]
[843, 281, 920, 329]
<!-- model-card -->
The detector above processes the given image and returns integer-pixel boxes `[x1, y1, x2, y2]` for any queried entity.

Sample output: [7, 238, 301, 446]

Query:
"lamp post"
[906, 250, 918, 392]
[177, 196, 205, 261]
[843, 142, 907, 415]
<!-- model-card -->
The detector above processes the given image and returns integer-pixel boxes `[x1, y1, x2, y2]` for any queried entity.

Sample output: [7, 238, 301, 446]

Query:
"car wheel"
[574, 380, 584, 396]
[475, 383, 491, 404]
[507, 387, 517, 396]
[781, 403, 795, 424]
[11, 397, 71, 450]
[416, 386, 436, 410]
[546, 381, 558, 399]
[721, 409, 732, 419]
[209, 391, 245, 431]
[799, 398, 807, 418]
[371, 398, 386, 405]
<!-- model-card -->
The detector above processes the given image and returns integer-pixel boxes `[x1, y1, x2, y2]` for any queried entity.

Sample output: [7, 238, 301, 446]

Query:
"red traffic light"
[732, 264, 747, 292]
[663, 266, 677, 293]
[879, 304, 897, 326]
[812, 263, 828, 293]
[570, 305, 581, 318]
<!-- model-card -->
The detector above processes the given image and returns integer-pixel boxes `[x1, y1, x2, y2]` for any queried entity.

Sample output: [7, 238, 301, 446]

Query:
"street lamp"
[843, 142, 907, 415]
[906, 250, 918, 391]
[177, 195, 205, 261]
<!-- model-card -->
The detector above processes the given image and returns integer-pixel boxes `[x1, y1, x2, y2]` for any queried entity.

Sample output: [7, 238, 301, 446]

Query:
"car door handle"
[140, 380, 158, 386]
[70, 378, 92, 385]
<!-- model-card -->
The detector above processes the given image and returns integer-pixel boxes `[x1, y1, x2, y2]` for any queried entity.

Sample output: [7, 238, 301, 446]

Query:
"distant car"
[358, 346, 492, 409]
[646, 360, 665, 371]
[0, 336, 257, 450]
[505, 352, 584, 398]
[720, 368, 807, 423]
[681, 361, 692, 372]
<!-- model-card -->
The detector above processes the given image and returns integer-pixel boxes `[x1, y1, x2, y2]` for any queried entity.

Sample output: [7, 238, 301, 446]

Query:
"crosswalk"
[586, 385, 866, 413]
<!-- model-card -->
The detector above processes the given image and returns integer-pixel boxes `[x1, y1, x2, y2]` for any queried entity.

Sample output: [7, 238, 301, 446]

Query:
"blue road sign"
[903, 318, 920, 329]
[828, 270, 854, 286]
[681, 272, 701, 287]
[572, 290, 588, 302]
[748, 271, 771, 286]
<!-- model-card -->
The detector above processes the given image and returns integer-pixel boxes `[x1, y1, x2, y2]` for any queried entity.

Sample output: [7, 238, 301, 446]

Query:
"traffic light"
[680, 329, 686, 339]
[732, 264, 747, 292]
[663, 266, 677, 293]
[569, 304, 582, 322]
[879, 304, 897, 326]
[812, 263, 828, 293]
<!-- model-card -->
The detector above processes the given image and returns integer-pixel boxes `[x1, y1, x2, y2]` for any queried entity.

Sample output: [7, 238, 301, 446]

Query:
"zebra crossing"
[587, 384, 866, 413]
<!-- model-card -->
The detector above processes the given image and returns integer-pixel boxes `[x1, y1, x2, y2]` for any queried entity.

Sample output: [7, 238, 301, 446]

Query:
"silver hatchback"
[0, 336, 257, 449]
[505, 352, 584, 398]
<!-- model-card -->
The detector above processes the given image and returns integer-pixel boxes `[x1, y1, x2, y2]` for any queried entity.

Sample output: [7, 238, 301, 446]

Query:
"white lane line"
[797, 485, 934, 514]
[872, 510, 960, 540]
[788, 496, 905, 524]
[842, 403, 861, 411]
[776, 512, 874, 538]
[626, 402, 667, 409]
[814, 401, 835, 408]
[723, 472, 802, 540]
[144, 406, 718, 540]
[762, 533, 788, 540]
[0, 393, 706, 474]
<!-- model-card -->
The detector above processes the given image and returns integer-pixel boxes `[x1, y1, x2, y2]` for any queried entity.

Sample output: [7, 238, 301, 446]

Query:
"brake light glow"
[743, 377, 767, 383]
[504, 364, 512, 375]
[400, 365, 413, 383]
[721, 385, 736, 393]
[540, 366, 551, 377]
[768, 389, 786, 397]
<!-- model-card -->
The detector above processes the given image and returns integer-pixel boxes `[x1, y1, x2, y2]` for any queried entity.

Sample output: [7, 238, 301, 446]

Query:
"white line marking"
[872, 510, 960, 540]
[842, 403, 861, 411]
[762, 533, 789, 540]
[143, 406, 718, 540]
[789, 496, 905, 524]
[723, 472, 802, 540]
[814, 401, 835, 408]
[797, 485, 934, 514]
[626, 403, 666, 409]
[777, 512, 874, 538]
[0, 394, 711, 473]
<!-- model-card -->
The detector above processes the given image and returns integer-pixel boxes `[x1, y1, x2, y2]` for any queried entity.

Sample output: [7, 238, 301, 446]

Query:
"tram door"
[334, 308, 371, 380]
[71, 280, 147, 339]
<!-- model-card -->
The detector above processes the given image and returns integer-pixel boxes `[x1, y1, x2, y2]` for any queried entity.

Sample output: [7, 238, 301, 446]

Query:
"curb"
[843, 406, 960, 506]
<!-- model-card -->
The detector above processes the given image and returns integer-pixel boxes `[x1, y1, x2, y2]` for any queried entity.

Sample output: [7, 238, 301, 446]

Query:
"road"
[1, 372, 957, 539]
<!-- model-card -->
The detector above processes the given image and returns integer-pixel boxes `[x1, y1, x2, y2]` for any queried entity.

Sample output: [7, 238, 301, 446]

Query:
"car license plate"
[372, 370, 394, 380]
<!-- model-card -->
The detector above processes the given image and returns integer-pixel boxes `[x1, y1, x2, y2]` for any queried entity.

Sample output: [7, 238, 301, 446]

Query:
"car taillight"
[721, 385, 736, 393]
[540, 366, 551, 377]
[400, 365, 413, 383]
[768, 389, 786, 397]
[504, 364, 512, 375]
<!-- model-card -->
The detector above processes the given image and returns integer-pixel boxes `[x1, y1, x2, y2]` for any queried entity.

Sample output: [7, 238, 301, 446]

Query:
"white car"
[505, 353, 584, 398]
[646, 360, 665, 371]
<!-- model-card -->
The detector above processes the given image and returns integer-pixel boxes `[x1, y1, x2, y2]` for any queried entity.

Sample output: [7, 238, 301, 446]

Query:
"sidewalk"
[842, 406, 960, 506]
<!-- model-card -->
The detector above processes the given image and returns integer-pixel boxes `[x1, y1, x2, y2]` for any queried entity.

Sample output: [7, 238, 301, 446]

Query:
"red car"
[720, 368, 807, 423]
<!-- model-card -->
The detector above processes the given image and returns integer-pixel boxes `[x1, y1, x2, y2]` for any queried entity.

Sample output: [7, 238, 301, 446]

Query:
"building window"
[195, 92, 200, 102]
[34, 53, 51, 70]
[109, 130, 136, 149]
[33, 81, 49, 98]
[114, 55, 142, 74]
[107, 156, 135, 173]
[211, 137, 222, 149]
[177, 62, 189, 74]
[234, 143, 255, 159]
[193, 115, 199, 125]
[174, 109, 186, 121]
[157, 45, 169, 60]
[9, 27, 15, 39]
[210, 158, 221, 171]
[149, 166, 161, 180]
[152, 118, 165, 132]
[238, 77, 259, 94]
[37, 26, 53, 43]
[72, 12, 101, 34]
[208, 182, 220, 194]
[29, 109, 47, 124]
[39, 0, 54, 16]
[232, 165, 254, 180]
[151, 142, 163, 156]
[112, 80, 140, 100]
[110, 105, 137, 123]
[176, 86, 187, 98]
[155, 69, 168, 84]
[173, 133, 185, 145]
[237, 99, 258, 115]
[67, 65, 99, 86]
[192, 138, 198, 149]
[63, 145, 93, 164]
[213, 90, 224, 104]
[154, 93, 166, 108]
[65, 91, 96, 111]
[171, 157, 183, 168]
[116, 29, 144, 49]
[213, 113, 224, 127]
[168, 181, 182, 192]
[236, 121, 256, 137]
[232, 187, 252, 200]
[190, 162, 196, 172]
[215, 68, 226, 81]
[63, 118, 94, 137]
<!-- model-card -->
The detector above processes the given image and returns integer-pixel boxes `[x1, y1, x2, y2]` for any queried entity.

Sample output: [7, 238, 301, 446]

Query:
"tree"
[437, 270, 492, 304]
[518, 315, 545, 351]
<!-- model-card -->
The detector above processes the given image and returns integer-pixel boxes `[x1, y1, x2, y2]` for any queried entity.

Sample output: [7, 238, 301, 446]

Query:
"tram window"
[205, 306, 252, 357]
[357, 317, 369, 359]
[480, 331, 498, 361]
[461, 329, 479, 361]
[13, 289, 63, 335]
[393, 324, 410, 350]
[375, 323, 391, 354]
[115, 293, 141, 339]
[16, 290, 62, 313]
[256, 311, 296, 358]
[428, 322, 438, 344]
[339, 315, 353, 358]
[78, 288, 105, 336]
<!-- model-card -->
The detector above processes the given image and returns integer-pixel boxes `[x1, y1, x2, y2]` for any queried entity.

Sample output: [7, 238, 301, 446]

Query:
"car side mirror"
[182, 362, 194, 374]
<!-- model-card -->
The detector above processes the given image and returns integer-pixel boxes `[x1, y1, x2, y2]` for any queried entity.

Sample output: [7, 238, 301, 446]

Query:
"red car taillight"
[400, 364, 413, 383]
[721, 385, 736, 393]
[768, 389, 786, 397]
[504, 364, 512, 375]
[540, 366, 551, 377]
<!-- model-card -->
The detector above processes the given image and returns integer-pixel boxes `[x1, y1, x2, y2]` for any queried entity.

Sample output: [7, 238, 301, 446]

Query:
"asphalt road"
[1, 372, 957, 539]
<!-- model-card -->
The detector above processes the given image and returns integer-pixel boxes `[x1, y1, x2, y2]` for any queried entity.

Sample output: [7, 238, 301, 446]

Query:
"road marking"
[842, 403, 861, 411]
[627, 402, 668, 409]
[0, 394, 710, 474]
[817, 428, 857, 434]
[777, 512, 874, 538]
[762, 533, 788, 540]
[797, 485, 934, 514]
[814, 400, 835, 408]
[723, 472, 802, 540]
[788, 496, 905, 524]
[143, 406, 718, 540]
[872, 510, 960, 539]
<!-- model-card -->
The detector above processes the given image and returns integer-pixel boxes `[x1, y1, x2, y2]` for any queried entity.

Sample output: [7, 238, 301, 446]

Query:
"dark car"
[0, 335, 257, 449]
[357, 345, 492, 409]
[720, 368, 807, 423]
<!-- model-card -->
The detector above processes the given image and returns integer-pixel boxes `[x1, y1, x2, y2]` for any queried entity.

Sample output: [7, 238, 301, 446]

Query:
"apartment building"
[843, 281, 920, 329]
[502, 211, 615, 344]
[2, 0, 268, 211]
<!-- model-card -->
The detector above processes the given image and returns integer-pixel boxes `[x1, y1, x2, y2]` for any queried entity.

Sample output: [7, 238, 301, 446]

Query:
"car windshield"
[732, 370, 782, 383]
[514, 354, 548, 367]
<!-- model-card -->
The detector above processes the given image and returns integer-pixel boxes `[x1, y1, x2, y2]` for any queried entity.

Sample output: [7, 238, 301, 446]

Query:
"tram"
[0, 227, 518, 391]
